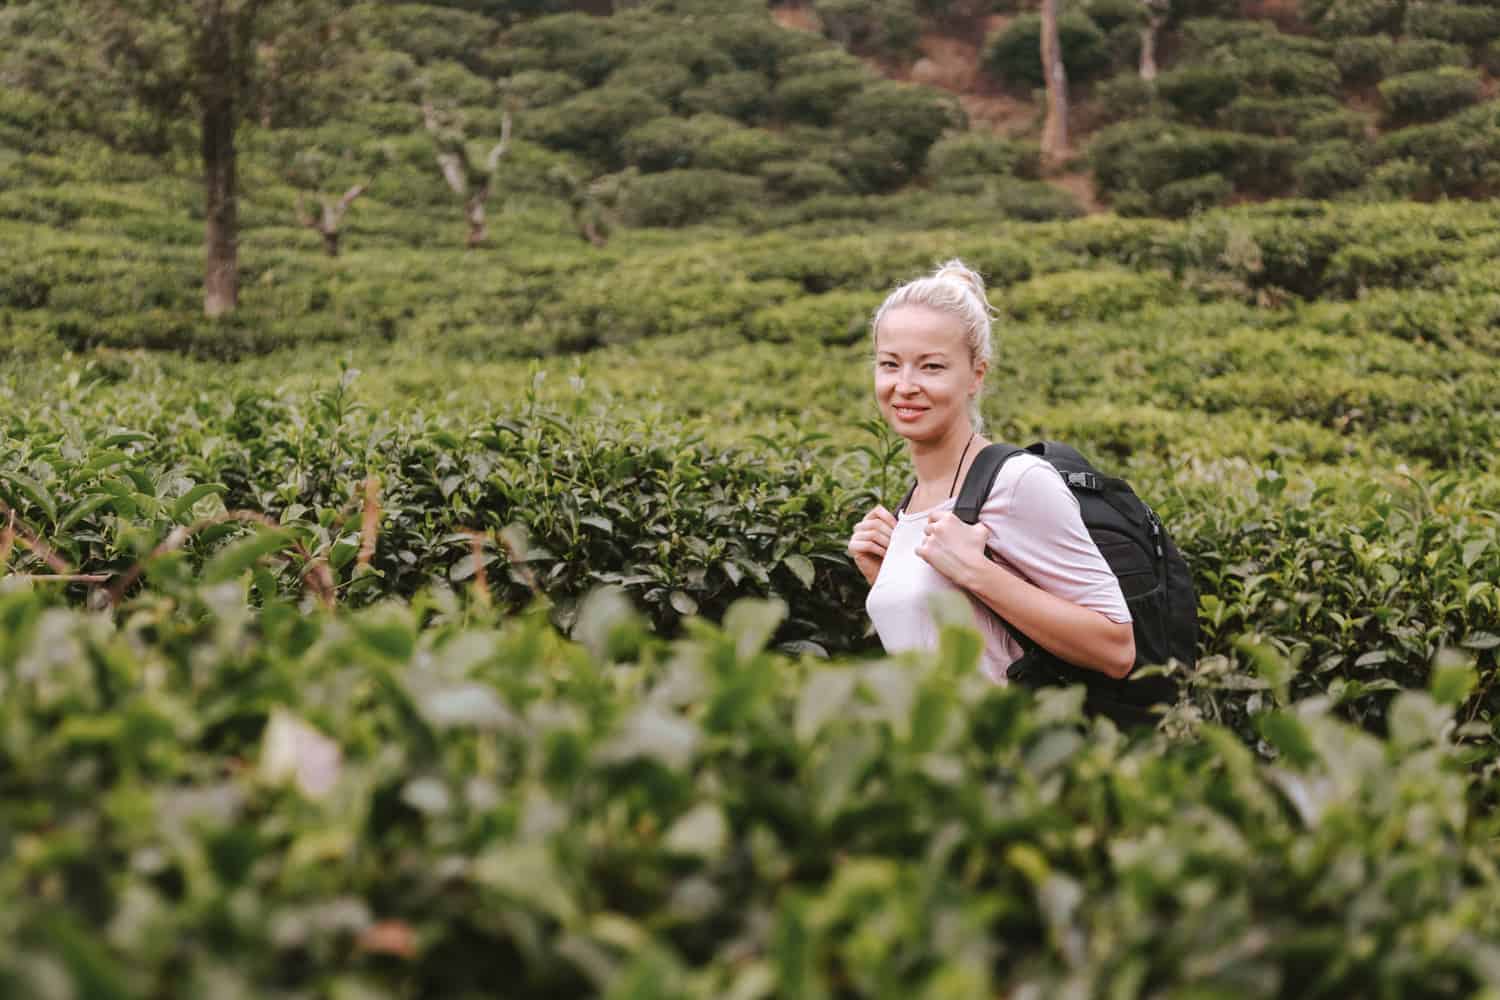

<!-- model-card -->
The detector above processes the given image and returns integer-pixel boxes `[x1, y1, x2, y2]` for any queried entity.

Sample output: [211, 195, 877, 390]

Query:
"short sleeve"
[978, 458, 1131, 624]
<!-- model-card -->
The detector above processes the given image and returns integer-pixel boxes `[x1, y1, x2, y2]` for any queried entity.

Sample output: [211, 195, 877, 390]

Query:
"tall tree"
[95, 1, 337, 317]
[1039, 0, 1070, 164]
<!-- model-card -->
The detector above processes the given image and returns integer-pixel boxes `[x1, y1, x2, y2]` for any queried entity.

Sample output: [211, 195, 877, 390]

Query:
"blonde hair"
[871, 258, 997, 431]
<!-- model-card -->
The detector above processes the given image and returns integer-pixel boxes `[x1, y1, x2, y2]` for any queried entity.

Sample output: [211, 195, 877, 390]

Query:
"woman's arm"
[953, 554, 1135, 678]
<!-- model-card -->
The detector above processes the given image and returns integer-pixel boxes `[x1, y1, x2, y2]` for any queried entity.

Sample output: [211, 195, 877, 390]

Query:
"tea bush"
[1333, 33, 1396, 84]
[1295, 139, 1369, 197]
[1385, 38, 1471, 75]
[812, 0, 922, 57]
[1379, 67, 1483, 125]
[984, 12, 1113, 88]
[1403, 0, 1500, 44]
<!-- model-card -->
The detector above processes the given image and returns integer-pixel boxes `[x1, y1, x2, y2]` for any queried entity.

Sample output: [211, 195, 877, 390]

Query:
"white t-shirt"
[865, 453, 1131, 684]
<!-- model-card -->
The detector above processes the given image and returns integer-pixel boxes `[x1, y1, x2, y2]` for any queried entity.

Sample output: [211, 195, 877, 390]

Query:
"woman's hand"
[916, 511, 990, 589]
[848, 505, 897, 585]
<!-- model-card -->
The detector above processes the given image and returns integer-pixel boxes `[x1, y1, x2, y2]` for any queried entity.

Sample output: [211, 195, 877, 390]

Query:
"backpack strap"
[955, 442, 1037, 658]
[953, 442, 1028, 524]
[896, 478, 917, 515]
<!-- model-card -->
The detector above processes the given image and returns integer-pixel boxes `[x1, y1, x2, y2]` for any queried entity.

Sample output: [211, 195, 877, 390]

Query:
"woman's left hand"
[915, 512, 991, 589]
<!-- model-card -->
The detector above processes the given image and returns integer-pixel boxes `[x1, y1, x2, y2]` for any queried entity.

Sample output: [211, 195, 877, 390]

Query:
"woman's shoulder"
[979, 449, 1073, 515]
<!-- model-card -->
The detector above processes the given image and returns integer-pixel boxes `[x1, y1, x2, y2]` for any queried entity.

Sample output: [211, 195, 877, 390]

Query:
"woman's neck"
[909, 423, 981, 490]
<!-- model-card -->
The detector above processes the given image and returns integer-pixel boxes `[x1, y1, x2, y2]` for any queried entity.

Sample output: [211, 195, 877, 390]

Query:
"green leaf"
[662, 803, 729, 859]
[171, 482, 226, 521]
[472, 844, 578, 924]
[724, 597, 786, 659]
[669, 590, 698, 616]
[782, 553, 815, 588]
[795, 668, 857, 744]
[0, 469, 56, 525]
[1258, 712, 1318, 768]
[1461, 631, 1499, 651]
[1430, 651, 1477, 706]
[57, 493, 116, 533]
[202, 528, 295, 583]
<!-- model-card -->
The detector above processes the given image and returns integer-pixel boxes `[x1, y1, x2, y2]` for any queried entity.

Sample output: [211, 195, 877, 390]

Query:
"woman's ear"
[970, 360, 988, 394]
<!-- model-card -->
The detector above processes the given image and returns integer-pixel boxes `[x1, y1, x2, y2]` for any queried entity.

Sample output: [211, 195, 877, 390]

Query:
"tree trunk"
[465, 189, 488, 249]
[202, 97, 239, 317]
[1139, 10, 1164, 81]
[1040, 0, 1070, 164]
[322, 230, 340, 257]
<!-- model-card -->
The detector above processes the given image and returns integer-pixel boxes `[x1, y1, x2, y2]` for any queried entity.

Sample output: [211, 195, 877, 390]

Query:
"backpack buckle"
[1065, 471, 1100, 491]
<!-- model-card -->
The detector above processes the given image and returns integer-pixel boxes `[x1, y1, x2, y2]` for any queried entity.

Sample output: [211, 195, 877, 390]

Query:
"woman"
[847, 259, 1135, 685]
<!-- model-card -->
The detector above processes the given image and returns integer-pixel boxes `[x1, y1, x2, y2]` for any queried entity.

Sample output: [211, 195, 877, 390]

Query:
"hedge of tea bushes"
[1, 377, 1497, 741]
[0, 583, 1497, 998]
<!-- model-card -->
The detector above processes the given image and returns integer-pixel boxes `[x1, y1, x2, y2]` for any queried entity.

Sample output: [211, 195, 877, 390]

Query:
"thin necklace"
[948, 432, 977, 498]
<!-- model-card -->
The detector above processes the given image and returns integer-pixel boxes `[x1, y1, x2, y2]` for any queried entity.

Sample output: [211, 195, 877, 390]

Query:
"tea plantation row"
[1, 378, 1496, 740]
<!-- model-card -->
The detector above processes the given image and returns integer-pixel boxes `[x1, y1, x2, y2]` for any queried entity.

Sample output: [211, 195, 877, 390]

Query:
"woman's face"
[873, 305, 986, 443]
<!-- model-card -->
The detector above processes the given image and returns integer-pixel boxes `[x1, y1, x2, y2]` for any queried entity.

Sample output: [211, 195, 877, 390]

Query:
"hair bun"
[932, 258, 987, 301]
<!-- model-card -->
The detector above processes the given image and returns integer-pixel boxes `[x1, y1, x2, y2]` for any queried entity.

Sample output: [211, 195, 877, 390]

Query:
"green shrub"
[1004, 267, 1179, 320]
[1379, 67, 1482, 125]
[626, 35, 738, 83]
[774, 68, 870, 125]
[1153, 171, 1234, 217]
[984, 13, 1112, 89]
[502, 12, 630, 84]
[503, 69, 584, 109]
[603, 62, 695, 106]
[1091, 74, 1159, 125]
[1296, 108, 1373, 143]
[813, 0, 922, 57]
[1333, 34, 1396, 84]
[836, 81, 959, 172]
[746, 289, 882, 343]
[415, 59, 495, 108]
[1091, 119, 1287, 198]
[1482, 36, 1500, 73]
[1158, 65, 1243, 123]
[1084, 0, 1144, 32]
[347, 3, 505, 73]
[1239, 48, 1343, 97]
[989, 179, 1085, 221]
[926, 132, 1042, 181]
[1374, 103, 1500, 195]
[1294, 139, 1369, 198]
[1362, 156, 1431, 198]
[617, 169, 763, 227]
[531, 88, 669, 167]
[1220, 96, 1341, 136]
[680, 70, 774, 121]
[1403, 1, 1500, 43]
[831, 131, 914, 193]
[700, 127, 797, 173]
[1301, 0, 1405, 37]
[759, 159, 853, 199]
[620, 114, 739, 173]
[709, 13, 823, 76]
[1178, 16, 1274, 53]
[1385, 38, 1470, 75]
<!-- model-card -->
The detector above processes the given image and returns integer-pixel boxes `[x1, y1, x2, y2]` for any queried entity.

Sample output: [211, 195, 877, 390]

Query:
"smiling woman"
[848, 259, 1138, 694]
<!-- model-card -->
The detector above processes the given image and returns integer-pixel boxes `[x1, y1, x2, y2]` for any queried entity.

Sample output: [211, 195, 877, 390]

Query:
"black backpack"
[904, 441, 1197, 728]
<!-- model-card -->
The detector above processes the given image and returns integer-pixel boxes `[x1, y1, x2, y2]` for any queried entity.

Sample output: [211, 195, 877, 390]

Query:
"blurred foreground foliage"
[0, 582, 1497, 998]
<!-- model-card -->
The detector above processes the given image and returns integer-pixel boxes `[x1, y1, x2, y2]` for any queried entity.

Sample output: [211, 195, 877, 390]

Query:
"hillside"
[772, 0, 1500, 215]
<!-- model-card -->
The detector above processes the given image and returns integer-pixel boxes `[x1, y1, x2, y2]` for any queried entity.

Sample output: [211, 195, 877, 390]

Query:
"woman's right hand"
[847, 505, 897, 586]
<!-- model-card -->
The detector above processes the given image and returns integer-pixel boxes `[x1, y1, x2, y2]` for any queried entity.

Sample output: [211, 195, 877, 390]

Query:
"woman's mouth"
[893, 405, 927, 422]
